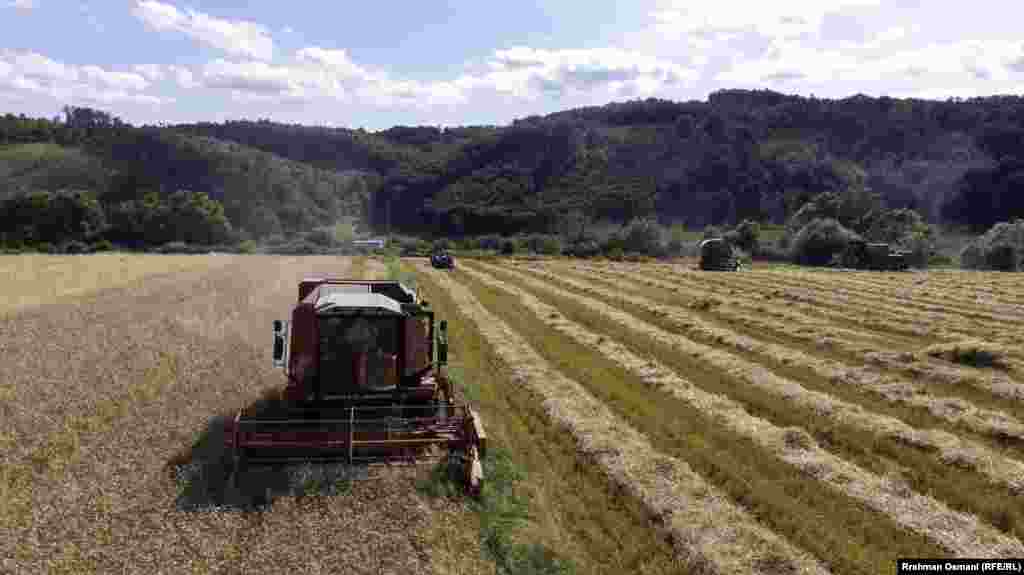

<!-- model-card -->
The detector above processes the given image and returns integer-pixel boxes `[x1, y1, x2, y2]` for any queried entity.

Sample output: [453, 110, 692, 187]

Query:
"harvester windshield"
[320, 314, 402, 391]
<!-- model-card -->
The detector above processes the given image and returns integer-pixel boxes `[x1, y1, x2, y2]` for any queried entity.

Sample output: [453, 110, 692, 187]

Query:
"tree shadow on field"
[166, 410, 368, 512]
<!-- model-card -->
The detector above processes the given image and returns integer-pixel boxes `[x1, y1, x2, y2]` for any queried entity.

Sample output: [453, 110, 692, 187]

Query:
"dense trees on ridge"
[1, 90, 1023, 260]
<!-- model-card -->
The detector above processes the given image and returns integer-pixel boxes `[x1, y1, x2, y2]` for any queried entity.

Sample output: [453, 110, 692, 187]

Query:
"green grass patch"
[411, 266, 681, 575]
[485, 264, 1024, 545]
[384, 254, 417, 288]
[457, 267, 946, 575]
[418, 444, 573, 575]
[349, 255, 369, 278]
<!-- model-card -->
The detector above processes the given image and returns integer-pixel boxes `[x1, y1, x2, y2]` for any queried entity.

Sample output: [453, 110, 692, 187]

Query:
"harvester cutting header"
[224, 277, 485, 495]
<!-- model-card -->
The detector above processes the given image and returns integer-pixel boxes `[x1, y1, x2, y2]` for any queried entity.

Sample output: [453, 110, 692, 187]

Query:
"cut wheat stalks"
[486, 261, 1024, 495]
[796, 272, 1024, 318]
[647, 262, 1024, 342]
[462, 262, 1024, 557]
[724, 265, 1024, 325]
[548, 261, 1024, 404]
[558, 261, 920, 349]
[657, 260, 1024, 326]
[621, 261, 1024, 365]
[515, 262, 1024, 452]
[415, 262, 831, 575]
[617, 259, 1024, 371]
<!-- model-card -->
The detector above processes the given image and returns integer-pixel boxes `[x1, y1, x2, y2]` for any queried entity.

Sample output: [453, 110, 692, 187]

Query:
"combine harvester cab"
[223, 278, 485, 495]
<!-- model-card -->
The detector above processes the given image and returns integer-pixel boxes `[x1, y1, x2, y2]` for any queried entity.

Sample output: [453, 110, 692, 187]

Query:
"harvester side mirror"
[272, 320, 289, 368]
[437, 320, 448, 366]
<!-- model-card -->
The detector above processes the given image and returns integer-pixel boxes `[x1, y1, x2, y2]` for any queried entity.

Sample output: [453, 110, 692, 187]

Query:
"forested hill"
[3, 90, 1024, 243]
[171, 90, 1024, 236]
[0, 109, 376, 242]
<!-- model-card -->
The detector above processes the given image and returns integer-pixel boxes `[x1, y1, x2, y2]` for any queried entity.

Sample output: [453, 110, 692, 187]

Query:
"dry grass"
[519, 261, 1024, 468]
[7, 251, 1022, 573]
[494, 260, 1024, 546]
[493, 262, 1024, 504]
[415, 262, 831, 575]
[559, 261, 1024, 419]
[411, 265, 683, 575]
[655, 261, 1024, 347]
[461, 262, 1022, 557]
[1, 254, 487, 575]
[0, 253, 221, 315]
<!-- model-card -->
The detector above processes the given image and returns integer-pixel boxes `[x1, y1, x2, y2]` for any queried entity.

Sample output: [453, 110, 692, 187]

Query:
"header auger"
[223, 278, 485, 496]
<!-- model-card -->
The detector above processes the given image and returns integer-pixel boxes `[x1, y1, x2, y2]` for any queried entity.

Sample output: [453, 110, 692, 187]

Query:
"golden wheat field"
[3, 253, 1024, 575]
[409, 257, 1024, 575]
[0, 254, 489, 575]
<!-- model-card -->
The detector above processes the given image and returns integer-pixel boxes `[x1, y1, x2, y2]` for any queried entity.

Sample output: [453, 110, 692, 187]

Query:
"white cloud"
[474, 46, 696, 101]
[0, 50, 170, 106]
[718, 37, 1024, 90]
[80, 65, 150, 91]
[185, 44, 695, 111]
[295, 47, 373, 82]
[133, 1, 274, 60]
[8, 51, 78, 83]
[5, 0, 35, 11]
[169, 65, 198, 89]
[133, 64, 165, 82]
[201, 59, 295, 93]
[652, 0, 881, 41]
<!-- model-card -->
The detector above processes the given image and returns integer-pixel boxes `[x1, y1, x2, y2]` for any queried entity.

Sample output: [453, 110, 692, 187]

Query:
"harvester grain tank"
[224, 278, 485, 494]
[699, 238, 740, 271]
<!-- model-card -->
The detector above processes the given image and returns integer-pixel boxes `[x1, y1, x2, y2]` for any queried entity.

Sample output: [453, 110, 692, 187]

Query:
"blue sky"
[1, 0, 1022, 130]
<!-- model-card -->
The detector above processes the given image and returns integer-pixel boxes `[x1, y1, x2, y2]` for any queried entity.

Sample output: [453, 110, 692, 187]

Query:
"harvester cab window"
[343, 317, 378, 351]
[320, 315, 400, 392]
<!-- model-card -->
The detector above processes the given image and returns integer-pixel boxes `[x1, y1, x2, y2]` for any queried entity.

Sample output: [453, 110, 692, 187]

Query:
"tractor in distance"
[223, 278, 485, 495]
[836, 239, 911, 271]
[430, 250, 456, 270]
[699, 237, 741, 271]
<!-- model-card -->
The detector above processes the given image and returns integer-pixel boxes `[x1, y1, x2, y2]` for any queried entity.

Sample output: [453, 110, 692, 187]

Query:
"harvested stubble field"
[6, 253, 1024, 575]
[0, 254, 490, 575]
[410, 257, 1024, 575]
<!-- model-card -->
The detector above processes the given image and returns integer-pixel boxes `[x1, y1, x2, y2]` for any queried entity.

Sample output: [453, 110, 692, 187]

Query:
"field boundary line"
[464, 262, 1024, 557]
[415, 262, 831, 575]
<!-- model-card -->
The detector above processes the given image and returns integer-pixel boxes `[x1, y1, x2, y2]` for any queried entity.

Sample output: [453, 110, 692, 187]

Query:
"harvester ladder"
[348, 407, 354, 464]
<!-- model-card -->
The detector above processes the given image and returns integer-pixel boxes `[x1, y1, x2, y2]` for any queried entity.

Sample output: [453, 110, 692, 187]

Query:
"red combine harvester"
[223, 278, 485, 495]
